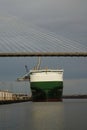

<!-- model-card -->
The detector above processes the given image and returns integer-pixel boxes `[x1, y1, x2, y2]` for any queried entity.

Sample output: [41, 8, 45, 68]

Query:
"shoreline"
[0, 95, 87, 104]
[62, 95, 87, 99]
[0, 99, 31, 105]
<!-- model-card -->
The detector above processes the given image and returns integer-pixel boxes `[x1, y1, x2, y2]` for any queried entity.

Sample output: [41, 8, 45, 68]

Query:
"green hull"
[30, 81, 63, 102]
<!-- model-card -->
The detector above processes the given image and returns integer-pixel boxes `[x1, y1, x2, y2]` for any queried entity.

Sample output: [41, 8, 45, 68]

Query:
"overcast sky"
[0, 0, 87, 44]
[0, 0, 87, 95]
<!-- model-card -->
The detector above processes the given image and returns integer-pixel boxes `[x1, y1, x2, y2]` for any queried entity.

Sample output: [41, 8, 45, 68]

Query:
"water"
[0, 99, 87, 130]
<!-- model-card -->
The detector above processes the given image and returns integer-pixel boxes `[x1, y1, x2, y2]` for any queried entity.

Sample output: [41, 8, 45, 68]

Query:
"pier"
[0, 91, 31, 105]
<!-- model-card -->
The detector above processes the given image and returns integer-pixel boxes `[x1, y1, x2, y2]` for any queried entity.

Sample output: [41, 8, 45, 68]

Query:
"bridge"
[0, 20, 87, 57]
[0, 52, 87, 57]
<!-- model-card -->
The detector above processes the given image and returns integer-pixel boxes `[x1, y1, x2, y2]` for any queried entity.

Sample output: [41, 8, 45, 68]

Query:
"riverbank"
[62, 95, 87, 99]
[0, 98, 32, 105]
[1, 95, 87, 105]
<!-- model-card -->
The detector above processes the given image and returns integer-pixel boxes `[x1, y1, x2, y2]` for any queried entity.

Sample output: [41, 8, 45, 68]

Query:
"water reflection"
[31, 102, 64, 130]
[0, 101, 87, 130]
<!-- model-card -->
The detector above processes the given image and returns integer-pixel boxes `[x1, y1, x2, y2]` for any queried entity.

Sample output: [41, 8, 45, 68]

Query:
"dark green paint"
[30, 81, 63, 102]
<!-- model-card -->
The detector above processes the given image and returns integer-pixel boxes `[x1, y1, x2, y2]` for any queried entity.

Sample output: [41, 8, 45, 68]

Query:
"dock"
[0, 90, 31, 105]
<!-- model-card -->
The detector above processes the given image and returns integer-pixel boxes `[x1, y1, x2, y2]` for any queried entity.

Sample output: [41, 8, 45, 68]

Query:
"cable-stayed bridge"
[0, 20, 87, 57]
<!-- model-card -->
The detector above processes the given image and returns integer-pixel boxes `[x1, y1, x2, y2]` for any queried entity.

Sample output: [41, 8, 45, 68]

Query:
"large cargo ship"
[29, 69, 63, 102]
[17, 58, 64, 102]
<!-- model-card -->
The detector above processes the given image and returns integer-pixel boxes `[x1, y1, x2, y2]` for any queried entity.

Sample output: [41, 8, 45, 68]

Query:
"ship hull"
[30, 70, 63, 102]
[30, 81, 63, 102]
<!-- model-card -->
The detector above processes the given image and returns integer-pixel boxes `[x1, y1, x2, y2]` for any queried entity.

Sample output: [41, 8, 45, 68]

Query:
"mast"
[36, 57, 41, 70]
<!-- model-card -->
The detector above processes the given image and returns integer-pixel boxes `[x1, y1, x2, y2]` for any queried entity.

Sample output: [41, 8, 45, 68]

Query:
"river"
[0, 99, 87, 130]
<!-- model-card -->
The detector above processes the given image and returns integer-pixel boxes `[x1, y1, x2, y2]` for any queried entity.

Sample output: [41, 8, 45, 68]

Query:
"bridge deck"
[0, 52, 87, 57]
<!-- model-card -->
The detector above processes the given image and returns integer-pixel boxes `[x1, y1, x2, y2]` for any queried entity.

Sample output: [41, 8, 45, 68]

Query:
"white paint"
[0, 91, 13, 101]
[30, 69, 63, 82]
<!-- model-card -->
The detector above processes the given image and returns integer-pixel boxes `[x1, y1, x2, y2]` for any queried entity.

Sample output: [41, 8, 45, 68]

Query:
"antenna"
[25, 65, 29, 72]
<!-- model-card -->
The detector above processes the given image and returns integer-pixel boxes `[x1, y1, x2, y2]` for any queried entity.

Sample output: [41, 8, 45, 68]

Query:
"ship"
[30, 69, 63, 102]
[17, 58, 64, 102]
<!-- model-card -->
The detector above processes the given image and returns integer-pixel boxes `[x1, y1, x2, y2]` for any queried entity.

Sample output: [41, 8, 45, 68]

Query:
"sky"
[0, 0, 87, 95]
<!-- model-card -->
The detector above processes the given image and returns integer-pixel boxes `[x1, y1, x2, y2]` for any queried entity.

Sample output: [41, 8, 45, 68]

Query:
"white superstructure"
[30, 69, 63, 82]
